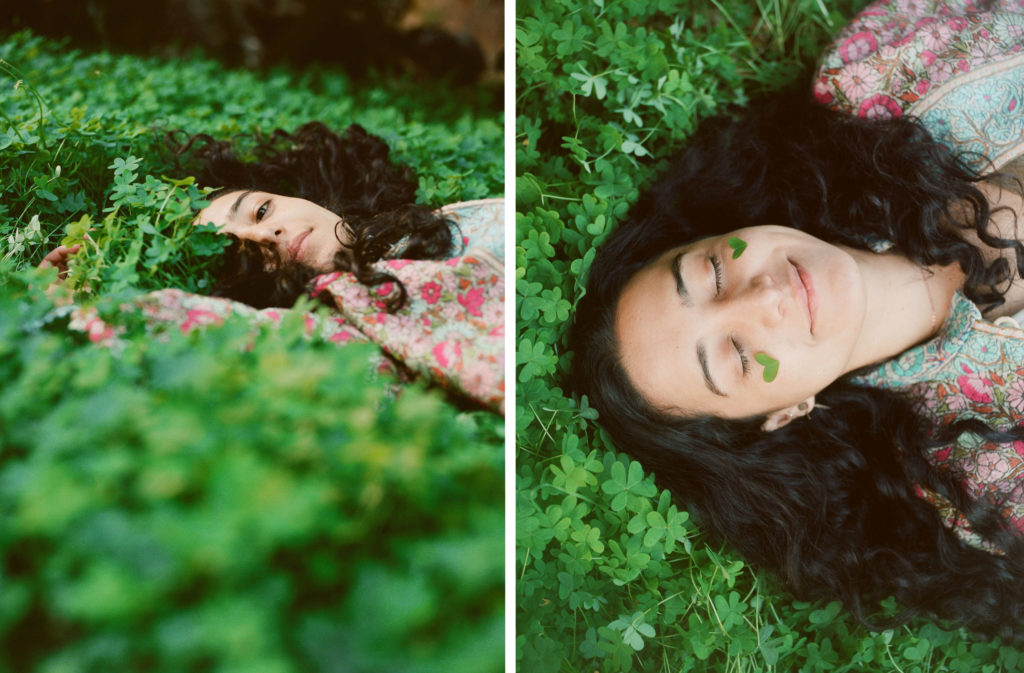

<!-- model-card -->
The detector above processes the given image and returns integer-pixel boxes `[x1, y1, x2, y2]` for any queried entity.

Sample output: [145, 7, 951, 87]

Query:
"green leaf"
[727, 236, 747, 259]
[755, 351, 779, 382]
[159, 174, 195, 187]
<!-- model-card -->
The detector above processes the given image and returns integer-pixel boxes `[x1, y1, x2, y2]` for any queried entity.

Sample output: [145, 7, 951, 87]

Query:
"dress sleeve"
[814, 0, 1024, 171]
[68, 270, 504, 412]
[909, 316, 1024, 555]
[311, 249, 505, 413]
[66, 288, 369, 347]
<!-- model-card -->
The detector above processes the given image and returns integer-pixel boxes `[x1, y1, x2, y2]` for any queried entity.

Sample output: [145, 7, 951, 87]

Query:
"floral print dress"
[853, 293, 1024, 552]
[73, 199, 505, 413]
[816, 0, 1024, 173]
[816, 0, 1024, 551]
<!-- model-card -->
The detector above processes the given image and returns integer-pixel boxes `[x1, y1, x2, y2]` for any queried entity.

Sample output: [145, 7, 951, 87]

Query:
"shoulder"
[439, 198, 504, 259]
[440, 198, 504, 220]
[815, 0, 1024, 170]
[856, 291, 1024, 427]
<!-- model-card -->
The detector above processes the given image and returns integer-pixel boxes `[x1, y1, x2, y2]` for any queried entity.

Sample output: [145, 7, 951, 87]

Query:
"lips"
[287, 230, 310, 263]
[792, 261, 816, 335]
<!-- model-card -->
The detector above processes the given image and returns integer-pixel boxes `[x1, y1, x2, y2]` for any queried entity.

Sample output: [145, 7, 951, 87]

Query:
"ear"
[760, 396, 816, 432]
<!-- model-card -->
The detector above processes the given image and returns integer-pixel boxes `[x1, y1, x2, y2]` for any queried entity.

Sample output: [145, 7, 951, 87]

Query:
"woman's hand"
[37, 244, 82, 305]
[37, 244, 82, 281]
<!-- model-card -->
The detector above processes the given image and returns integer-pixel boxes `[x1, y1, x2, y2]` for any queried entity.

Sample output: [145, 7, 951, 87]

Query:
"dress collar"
[850, 290, 977, 388]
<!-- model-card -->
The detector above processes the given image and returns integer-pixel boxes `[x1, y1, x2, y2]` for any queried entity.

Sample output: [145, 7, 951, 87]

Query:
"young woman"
[185, 120, 472, 309]
[41, 122, 504, 411]
[571, 1, 1024, 638]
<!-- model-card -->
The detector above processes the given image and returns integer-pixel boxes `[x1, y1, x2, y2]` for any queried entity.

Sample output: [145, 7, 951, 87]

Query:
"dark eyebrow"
[228, 189, 255, 220]
[696, 341, 726, 397]
[672, 252, 693, 307]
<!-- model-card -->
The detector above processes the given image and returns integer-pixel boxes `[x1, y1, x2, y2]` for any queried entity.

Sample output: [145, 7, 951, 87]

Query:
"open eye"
[256, 200, 270, 222]
[710, 255, 724, 293]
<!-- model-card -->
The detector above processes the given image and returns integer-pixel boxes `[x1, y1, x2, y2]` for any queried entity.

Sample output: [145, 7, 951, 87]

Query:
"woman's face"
[196, 190, 350, 272]
[614, 225, 868, 419]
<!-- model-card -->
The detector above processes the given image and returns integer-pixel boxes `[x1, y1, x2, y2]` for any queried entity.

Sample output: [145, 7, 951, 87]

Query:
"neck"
[842, 248, 963, 373]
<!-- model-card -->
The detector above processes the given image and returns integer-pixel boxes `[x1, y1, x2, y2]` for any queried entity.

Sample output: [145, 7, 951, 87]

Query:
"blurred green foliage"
[516, 0, 1024, 671]
[0, 29, 503, 673]
[1, 268, 503, 673]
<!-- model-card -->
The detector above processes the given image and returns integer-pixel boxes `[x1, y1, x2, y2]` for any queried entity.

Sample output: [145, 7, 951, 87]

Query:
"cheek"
[763, 342, 837, 402]
[195, 207, 216, 229]
[815, 253, 865, 336]
[319, 228, 343, 255]
[211, 221, 243, 241]
[787, 344, 847, 400]
[309, 232, 343, 271]
[315, 221, 339, 247]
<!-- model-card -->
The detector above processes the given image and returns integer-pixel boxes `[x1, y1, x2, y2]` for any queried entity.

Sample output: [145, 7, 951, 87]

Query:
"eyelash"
[256, 200, 270, 222]
[732, 337, 750, 374]
[708, 251, 748, 375]
[710, 255, 723, 293]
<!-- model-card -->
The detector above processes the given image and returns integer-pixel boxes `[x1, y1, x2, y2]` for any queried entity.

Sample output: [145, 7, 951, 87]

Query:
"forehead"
[196, 188, 250, 224]
[614, 244, 707, 415]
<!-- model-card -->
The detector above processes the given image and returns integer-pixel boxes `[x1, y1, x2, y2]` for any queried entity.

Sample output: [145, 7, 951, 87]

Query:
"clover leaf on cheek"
[728, 237, 747, 259]
[754, 352, 779, 383]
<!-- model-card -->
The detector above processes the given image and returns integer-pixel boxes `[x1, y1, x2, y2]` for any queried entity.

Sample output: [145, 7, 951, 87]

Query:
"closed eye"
[732, 336, 750, 375]
[710, 255, 723, 294]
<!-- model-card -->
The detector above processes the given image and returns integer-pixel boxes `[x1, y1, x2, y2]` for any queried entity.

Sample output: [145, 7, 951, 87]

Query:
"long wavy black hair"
[570, 91, 1024, 639]
[171, 121, 457, 309]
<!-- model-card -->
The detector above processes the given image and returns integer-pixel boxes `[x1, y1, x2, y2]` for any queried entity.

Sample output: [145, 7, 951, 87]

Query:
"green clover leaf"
[755, 352, 779, 382]
[727, 236, 747, 259]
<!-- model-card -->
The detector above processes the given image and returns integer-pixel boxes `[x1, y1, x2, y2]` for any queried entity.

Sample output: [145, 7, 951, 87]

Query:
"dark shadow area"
[0, 0, 503, 84]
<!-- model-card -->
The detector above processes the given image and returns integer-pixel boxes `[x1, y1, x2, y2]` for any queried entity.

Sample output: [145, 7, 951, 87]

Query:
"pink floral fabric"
[854, 292, 1024, 553]
[821, 1, 1024, 553]
[70, 200, 505, 413]
[308, 248, 504, 412]
[816, 0, 1024, 171]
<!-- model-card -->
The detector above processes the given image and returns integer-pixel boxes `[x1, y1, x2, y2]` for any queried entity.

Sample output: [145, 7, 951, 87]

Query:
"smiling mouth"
[288, 231, 310, 263]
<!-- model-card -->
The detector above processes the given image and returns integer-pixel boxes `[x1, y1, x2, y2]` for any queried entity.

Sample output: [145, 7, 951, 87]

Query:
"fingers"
[41, 244, 81, 266]
[38, 244, 82, 278]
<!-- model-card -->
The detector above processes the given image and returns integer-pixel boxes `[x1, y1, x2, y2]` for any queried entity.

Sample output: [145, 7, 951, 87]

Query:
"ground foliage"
[516, 0, 1024, 671]
[0, 29, 501, 284]
[0, 30, 502, 673]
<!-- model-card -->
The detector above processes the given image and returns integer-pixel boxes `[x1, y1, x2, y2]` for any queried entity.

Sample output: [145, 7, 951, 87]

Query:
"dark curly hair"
[570, 91, 1024, 639]
[171, 121, 458, 309]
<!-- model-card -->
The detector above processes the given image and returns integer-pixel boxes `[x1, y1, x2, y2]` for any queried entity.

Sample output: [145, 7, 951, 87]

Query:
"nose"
[734, 272, 785, 328]
[235, 222, 284, 245]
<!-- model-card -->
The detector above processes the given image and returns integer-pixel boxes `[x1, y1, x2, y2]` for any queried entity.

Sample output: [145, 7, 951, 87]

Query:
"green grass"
[0, 29, 503, 673]
[515, 0, 1024, 671]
